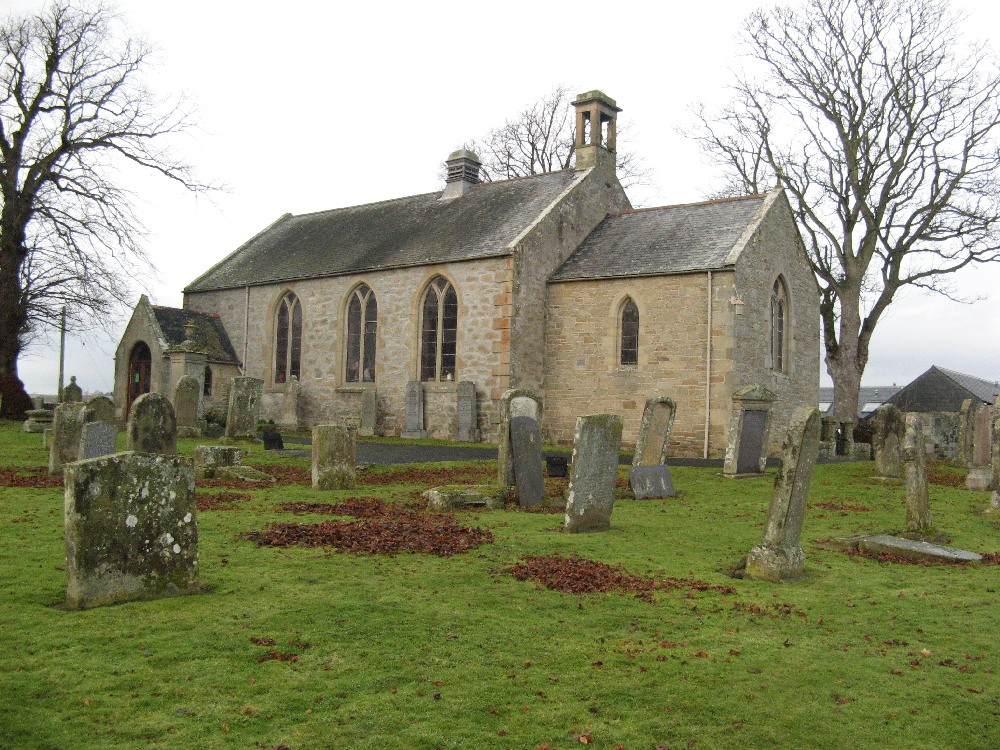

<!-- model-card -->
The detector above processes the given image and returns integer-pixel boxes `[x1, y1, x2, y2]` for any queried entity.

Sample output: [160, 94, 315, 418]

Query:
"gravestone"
[632, 396, 677, 467]
[629, 466, 676, 500]
[871, 404, 905, 480]
[723, 385, 776, 476]
[262, 430, 284, 450]
[23, 408, 54, 433]
[456, 381, 480, 442]
[991, 402, 1000, 513]
[312, 424, 357, 490]
[85, 395, 116, 425]
[61, 375, 83, 403]
[966, 404, 993, 490]
[546, 455, 568, 477]
[79, 421, 119, 460]
[49, 402, 92, 475]
[64, 452, 198, 609]
[359, 388, 378, 437]
[957, 399, 975, 467]
[744, 407, 821, 582]
[564, 414, 623, 533]
[224, 377, 263, 440]
[194, 446, 243, 479]
[903, 414, 932, 533]
[510, 415, 545, 508]
[126, 393, 177, 455]
[400, 381, 427, 439]
[173, 375, 201, 438]
[497, 389, 543, 486]
[280, 375, 301, 430]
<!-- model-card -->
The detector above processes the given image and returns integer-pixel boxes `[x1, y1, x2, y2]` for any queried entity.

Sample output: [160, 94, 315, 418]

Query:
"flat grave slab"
[847, 534, 982, 563]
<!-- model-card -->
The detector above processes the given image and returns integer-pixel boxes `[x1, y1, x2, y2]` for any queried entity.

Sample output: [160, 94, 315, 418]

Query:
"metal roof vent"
[441, 148, 481, 199]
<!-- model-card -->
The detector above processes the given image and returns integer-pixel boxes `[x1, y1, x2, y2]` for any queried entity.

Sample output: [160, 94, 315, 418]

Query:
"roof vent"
[441, 148, 481, 200]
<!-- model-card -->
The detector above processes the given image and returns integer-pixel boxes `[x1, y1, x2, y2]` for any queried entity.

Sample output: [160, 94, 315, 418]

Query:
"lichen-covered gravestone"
[497, 389, 543, 486]
[903, 414, 932, 533]
[280, 375, 301, 430]
[225, 377, 263, 440]
[965, 404, 993, 491]
[64, 452, 198, 609]
[400, 381, 427, 439]
[723, 385, 776, 476]
[456, 381, 480, 442]
[80, 422, 119, 460]
[359, 388, 378, 437]
[126, 393, 177, 456]
[989, 402, 1000, 513]
[871, 404, 905, 481]
[85, 395, 116, 425]
[564, 414, 623, 533]
[744, 407, 821, 583]
[49, 402, 92, 475]
[173, 375, 201, 438]
[312, 424, 357, 490]
[510, 415, 545, 508]
[630, 397, 677, 499]
[61, 375, 83, 403]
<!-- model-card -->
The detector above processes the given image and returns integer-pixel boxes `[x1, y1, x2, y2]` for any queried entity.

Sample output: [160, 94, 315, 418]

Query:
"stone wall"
[908, 411, 961, 460]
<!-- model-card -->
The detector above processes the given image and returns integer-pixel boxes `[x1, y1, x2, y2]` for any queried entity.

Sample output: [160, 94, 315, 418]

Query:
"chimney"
[440, 148, 481, 199]
[572, 90, 621, 172]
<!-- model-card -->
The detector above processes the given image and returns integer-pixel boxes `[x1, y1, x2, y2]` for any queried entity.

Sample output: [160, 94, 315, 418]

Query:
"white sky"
[7, 0, 1000, 395]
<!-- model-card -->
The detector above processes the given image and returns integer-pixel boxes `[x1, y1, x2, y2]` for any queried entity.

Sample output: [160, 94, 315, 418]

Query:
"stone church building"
[114, 90, 819, 457]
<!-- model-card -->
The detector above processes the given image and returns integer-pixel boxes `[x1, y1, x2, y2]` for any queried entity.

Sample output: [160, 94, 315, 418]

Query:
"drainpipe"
[704, 271, 713, 459]
[242, 285, 250, 374]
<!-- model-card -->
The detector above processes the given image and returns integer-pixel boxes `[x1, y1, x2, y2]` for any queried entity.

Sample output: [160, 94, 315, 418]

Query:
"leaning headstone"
[50, 402, 92, 474]
[173, 375, 201, 438]
[744, 407, 821, 582]
[193, 446, 243, 480]
[871, 404, 905, 480]
[629, 465, 676, 500]
[633, 396, 677, 467]
[224, 377, 263, 441]
[61, 375, 83, 403]
[497, 389, 543, 486]
[359, 388, 378, 437]
[79, 422, 119, 460]
[280, 375, 301, 430]
[966, 404, 993, 490]
[64, 452, 198, 609]
[902, 414, 932, 533]
[400, 381, 427, 439]
[510, 415, 545, 508]
[564, 414, 623, 533]
[312, 424, 357, 489]
[85, 395, 116, 425]
[126, 393, 177, 455]
[723, 385, 776, 476]
[456, 381, 481, 442]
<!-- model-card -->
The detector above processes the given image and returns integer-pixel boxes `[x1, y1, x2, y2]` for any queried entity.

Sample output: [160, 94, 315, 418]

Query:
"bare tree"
[0, 2, 208, 417]
[470, 84, 650, 192]
[688, 0, 1000, 420]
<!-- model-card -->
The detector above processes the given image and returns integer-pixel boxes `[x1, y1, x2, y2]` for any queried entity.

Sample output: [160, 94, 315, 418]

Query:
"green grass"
[1, 421, 998, 749]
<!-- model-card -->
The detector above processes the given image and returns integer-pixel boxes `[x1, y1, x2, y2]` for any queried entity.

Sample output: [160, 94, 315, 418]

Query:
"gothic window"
[619, 297, 639, 367]
[346, 284, 378, 383]
[771, 278, 789, 373]
[274, 292, 302, 384]
[420, 276, 458, 382]
[203, 366, 213, 397]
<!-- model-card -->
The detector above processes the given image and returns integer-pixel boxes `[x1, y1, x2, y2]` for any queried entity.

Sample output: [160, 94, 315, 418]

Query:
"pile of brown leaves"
[809, 501, 872, 512]
[197, 492, 252, 511]
[276, 498, 399, 517]
[844, 548, 999, 566]
[358, 465, 493, 487]
[926, 462, 967, 489]
[0, 466, 62, 488]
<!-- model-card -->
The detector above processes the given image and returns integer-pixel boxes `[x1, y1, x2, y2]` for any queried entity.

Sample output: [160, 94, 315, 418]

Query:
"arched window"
[619, 297, 639, 366]
[771, 278, 789, 373]
[420, 276, 458, 382]
[126, 341, 152, 417]
[274, 292, 302, 384]
[346, 284, 378, 383]
[203, 366, 213, 397]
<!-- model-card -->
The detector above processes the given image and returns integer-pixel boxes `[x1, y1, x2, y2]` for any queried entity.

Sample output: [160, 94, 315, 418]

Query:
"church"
[114, 90, 819, 458]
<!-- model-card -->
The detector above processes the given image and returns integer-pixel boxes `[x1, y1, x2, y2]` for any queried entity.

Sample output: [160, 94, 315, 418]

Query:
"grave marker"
[359, 388, 378, 437]
[456, 381, 480, 442]
[966, 404, 993, 490]
[79, 422, 119, 460]
[49, 402, 92, 474]
[85, 395, 116, 425]
[510, 415, 545, 508]
[564, 414, 623, 533]
[497, 389, 543, 486]
[126, 393, 177, 455]
[400, 381, 427, 439]
[723, 385, 776, 476]
[225, 377, 263, 440]
[903, 414, 932, 533]
[312, 424, 357, 489]
[280, 375, 301, 430]
[61, 375, 83, 403]
[630, 396, 677, 499]
[871, 404, 905, 480]
[174, 375, 201, 438]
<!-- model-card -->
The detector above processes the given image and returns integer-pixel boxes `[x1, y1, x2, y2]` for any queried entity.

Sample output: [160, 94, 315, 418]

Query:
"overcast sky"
[8, 0, 1000, 395]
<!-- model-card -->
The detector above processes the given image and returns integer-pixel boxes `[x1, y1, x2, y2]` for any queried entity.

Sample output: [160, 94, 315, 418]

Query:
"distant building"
[818, 385, 901, 419]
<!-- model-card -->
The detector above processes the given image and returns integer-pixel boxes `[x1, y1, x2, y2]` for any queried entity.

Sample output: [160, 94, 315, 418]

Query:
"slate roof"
[151, 306, 240, 365]
[185, 170, 580, 293]
[549, 193, 770, 281]
[818, 386, 901, 418]
[886, 366, 998, 413]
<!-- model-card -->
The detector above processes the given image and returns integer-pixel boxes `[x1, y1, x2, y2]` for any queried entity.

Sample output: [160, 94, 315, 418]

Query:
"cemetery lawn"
[1, 421, 997, 750]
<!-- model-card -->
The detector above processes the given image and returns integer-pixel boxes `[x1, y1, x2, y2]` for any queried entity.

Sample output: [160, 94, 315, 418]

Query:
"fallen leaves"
[197, 491, 251, 511]
[0, 466, 62, 488]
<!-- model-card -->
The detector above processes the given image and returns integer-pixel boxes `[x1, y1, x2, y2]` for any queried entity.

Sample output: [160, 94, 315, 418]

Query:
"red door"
[126, 341, 152, 417]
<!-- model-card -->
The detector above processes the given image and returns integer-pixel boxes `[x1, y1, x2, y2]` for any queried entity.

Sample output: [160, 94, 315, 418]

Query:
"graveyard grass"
[1, 422, 997, 750]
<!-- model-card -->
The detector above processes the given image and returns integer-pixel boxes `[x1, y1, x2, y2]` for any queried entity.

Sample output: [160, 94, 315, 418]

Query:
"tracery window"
[346, 284, 378, 383]
[420, 276, 458, 382]
[771, 278, 789, 373]
[619, 297, 639, 366]
[274, 292, 302, 384]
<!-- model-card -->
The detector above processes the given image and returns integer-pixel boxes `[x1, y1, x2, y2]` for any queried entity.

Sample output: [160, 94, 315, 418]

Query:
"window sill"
[423, 381, 458, 394]
[336, 384, 376, 393]
[615, 365, 639, 373]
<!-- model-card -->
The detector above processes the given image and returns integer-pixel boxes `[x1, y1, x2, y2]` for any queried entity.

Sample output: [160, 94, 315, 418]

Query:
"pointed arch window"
[275, 292, 302, 384]
[203, 366, 213, 397]
[420, 277, 458, 382]
[771, 278, 789, 373]
[346, 284, 378, 383]
[619, 297, 639, 366]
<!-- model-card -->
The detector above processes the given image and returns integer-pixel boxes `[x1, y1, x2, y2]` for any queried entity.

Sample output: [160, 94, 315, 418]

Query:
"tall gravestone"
[312, 424, 357, 489]
[174, 375, 201, 438]
[497, 389, 543, 486]
[456, 381, 480, 442]
[510, 415, 545, 507]
[957, 399, 975, 467]
[564, 414, 623, 533]
[61, 375, 83, 403]
[630, 396, 677, 499]
[966, 404, 993, 491]
[225, 377, 263, 440]
[280, 375, 301, 430]
[902, 414, 932, 533]
[359, 388, 378, 437]
[871, 404, 905, 481]
[79, 422, 119, 460]
[85, 395, 116, 425]
[126, 393, 178, 456]
[990, 401, 1000, 513]
[723, 385, 776, 476]
[64, 452, 198, 609]
[744, 407, 821, 582]
[49, 402, 92, 475]
[400, 381, 427, 439]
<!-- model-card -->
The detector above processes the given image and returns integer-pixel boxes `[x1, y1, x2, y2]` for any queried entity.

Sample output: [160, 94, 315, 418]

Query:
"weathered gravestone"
[723, 386, 776, 476]
[629, 466, 676, 500]
[262, 429, 285, 450]
[744, 407, 821, 583]
[61, 375, 83, 403]
[126, 393, 177, 456]
[510, 415, 545, 508]
[564, 414, 623, 533]
[64, 452, 198, 609]
[79, 422, 120, 460]
[23, 408, 54, 433]
[966, 404, 993, 491]
[990, 402, 1000, 513]
[194, 446, 242, 479]
[903, 414, 933, 533]
[173, 375, 201, 438]
[359, 388, 378, 437]
[871, 404, 905, 481]
[958, 398, 975, 467]
[400, 381, 427, 439]
[224, 377, 263, 441]
[49, 402, 92, 475]
[280, 375, 301, 430]
[630, 396, 677, 499]
[456, 381, 480, 442]
[85, 395, 116, 425]
[312, 424, 357, 490]
[497, 389, 543, 486]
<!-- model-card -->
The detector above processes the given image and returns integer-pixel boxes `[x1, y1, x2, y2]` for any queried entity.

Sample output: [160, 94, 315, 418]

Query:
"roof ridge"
[472, 169, 573, 188]
[289, 190, 442, 219]
[604, 192, 769, 219]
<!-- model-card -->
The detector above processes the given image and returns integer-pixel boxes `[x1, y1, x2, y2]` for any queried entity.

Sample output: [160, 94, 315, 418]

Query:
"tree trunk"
[825, 293, 865, 424]
[0, 210, 34, 419]
[0, 343, 33, 419]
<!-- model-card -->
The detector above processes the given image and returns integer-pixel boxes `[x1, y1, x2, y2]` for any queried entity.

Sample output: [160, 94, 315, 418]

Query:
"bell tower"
[573, 90, 620, 171]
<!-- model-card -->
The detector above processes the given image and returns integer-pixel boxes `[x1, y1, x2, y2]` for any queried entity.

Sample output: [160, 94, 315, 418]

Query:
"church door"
[126, 341, 152, 417]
